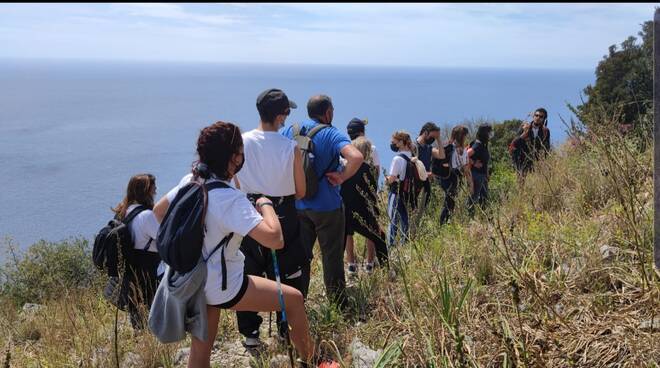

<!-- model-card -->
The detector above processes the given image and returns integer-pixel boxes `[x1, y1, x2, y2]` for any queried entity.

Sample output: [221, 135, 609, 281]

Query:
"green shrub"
[0, 237, 97, 306]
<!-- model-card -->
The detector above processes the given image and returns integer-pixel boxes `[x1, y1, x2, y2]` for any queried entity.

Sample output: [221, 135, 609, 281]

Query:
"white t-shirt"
[388, 150, 412, 181]
[451, 144, 469, 170]
[532, 127, 539, 139]
[236, 129, 297, 197]
[126, 204, 159, 252]
[166, 173, 263, 305]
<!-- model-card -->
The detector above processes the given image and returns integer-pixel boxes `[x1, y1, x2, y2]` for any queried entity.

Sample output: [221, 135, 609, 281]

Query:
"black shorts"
[210, 273, 249, 309]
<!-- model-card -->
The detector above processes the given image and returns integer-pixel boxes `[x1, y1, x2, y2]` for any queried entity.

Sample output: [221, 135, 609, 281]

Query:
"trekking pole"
[270, 249, 296, 368]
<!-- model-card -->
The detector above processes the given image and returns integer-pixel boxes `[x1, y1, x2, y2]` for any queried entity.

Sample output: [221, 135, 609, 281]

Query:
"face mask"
[390, 143, 399, 152]
[425, 137, 435, 145]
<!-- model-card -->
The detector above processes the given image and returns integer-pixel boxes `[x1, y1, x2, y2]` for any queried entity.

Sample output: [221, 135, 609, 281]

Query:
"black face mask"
[390, 143, 399, 152]
[425, 137, 435, 145]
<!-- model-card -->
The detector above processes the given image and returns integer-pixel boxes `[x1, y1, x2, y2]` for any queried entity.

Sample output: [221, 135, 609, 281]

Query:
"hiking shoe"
[242, 337, 262, 350]
[365, 263, 374, 274]
[347, 263, 358, 276]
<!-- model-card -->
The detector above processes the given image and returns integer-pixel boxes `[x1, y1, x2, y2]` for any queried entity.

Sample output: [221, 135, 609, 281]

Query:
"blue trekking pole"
[271, 249, 296, 368]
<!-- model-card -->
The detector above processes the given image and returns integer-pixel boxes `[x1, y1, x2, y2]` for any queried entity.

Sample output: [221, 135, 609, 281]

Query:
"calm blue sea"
[0, 59, 594, 252]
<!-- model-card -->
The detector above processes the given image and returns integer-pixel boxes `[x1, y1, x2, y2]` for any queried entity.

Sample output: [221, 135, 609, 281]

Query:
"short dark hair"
[535, 108, 548, 118]
[419, 122, 440, 136]
[307, 95, 333, 121]
[476, 123, 492, 143]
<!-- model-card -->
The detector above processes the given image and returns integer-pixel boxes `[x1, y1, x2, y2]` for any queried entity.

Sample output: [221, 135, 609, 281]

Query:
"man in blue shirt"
[281, 94, 363, 307]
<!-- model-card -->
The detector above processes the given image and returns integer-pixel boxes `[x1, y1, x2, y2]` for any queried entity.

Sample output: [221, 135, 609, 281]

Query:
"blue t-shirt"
[281, 119, 351, 211]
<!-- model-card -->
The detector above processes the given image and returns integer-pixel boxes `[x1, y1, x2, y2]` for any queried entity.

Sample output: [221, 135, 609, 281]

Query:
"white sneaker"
[365, 263, 375, 274]
[347, 263, 358, 276]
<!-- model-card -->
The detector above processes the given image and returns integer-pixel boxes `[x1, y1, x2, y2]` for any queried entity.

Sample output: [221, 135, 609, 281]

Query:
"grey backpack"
[292, 123, 331, 200]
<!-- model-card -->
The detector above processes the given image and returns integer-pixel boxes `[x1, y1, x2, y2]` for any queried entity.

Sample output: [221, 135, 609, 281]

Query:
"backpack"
[431, 144, 455, 179]
[93, 206, 147, 277]
[157, 180, 234, 281]
[396, 154, 422, 210]
[292, 123, 331, 200]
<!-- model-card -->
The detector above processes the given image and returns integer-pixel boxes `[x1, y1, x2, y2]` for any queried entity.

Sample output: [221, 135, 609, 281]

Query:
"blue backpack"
[157, 179, 233, 282]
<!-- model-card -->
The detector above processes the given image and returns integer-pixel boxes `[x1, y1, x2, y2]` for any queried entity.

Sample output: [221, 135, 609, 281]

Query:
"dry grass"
[0, 118, 658, 367]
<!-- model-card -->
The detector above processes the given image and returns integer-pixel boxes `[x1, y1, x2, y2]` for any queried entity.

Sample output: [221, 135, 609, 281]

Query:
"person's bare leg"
[188, 306, 220, 368]
[231, 275, 314, 362]
[345, 235, 355, 265]
[366, 239, 376, 265]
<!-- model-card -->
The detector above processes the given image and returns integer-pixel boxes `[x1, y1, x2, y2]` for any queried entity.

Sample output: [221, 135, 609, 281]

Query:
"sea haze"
[0, 59, 594, 251]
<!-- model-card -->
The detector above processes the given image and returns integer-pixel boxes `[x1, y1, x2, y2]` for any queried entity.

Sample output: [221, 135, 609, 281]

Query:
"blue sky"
[0, 3, 656, 69]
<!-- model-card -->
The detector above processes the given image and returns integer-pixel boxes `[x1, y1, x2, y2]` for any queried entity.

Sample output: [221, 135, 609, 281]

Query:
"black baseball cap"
[256, 88, 297, 117]
[346, 117, 368, 139]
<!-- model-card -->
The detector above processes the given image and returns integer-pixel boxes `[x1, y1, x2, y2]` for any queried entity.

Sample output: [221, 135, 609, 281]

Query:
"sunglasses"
[284, 109, 291, 116]
[534, 114, 546, 118]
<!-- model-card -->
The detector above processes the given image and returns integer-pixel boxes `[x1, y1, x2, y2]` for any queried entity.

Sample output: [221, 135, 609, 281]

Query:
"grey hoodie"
[148, 259, 208, 343]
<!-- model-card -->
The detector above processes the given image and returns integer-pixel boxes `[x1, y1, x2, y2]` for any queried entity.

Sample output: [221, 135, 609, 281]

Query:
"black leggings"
[440, 171, 460, 225]
[345, 209, 388, 268]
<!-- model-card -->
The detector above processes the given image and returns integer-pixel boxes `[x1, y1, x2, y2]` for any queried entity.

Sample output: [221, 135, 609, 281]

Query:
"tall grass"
[0, 113, 658, 367]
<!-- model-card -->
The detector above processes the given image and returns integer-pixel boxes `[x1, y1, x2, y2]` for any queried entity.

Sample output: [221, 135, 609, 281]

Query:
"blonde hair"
[392, 130, 414, 152]
[351, 136, 372, 164]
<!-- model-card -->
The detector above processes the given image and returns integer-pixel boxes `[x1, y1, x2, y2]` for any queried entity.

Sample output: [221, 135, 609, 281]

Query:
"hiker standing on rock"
[233, 88, 310, 350]
[281, 95, 364, 309]
[152, 121, 315, 367]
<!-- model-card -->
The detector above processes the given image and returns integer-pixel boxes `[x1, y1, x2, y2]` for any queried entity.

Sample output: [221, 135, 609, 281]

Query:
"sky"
[0, 3, 657, 69]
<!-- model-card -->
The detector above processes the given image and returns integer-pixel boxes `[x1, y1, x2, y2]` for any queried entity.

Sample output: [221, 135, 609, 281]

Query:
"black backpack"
[93, 206, 147, 277]
[157, 180, 234, 281]
[292, 123, 331, 200]
[396, 154, 420, 210]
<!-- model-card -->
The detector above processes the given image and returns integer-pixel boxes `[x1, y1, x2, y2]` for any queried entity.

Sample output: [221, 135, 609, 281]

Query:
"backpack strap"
[123, 205, 147, 225]
[205, 181, 231, 191]
[292, 123, 302, 137]
[397, 153, 411, 163]
[306, 123, 329, 139]
[143, 237, 153, 251]
[203, 233, 234, 290]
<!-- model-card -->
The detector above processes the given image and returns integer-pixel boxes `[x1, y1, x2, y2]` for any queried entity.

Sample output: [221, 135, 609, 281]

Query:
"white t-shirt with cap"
[165, 173, 263, 305]
[236, 129, 297, 197]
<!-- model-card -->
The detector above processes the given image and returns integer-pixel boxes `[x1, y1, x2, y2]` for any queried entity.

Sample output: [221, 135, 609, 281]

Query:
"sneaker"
[365, 263, 374, 274]
[347, 263, 358, 276]
[242, 337, 262, 349]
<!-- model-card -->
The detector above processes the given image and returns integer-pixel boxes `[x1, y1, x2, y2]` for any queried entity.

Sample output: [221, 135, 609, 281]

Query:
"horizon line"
[0, 56, 595, 72]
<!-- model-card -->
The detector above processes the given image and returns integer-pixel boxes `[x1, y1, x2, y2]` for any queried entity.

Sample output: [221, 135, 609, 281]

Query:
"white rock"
[350, 338, 382, 368]
[20, 303, 44, 316]
[600, 245, 619, 261]
[174, 347, 190, 366]
[120, 352, 141, 368]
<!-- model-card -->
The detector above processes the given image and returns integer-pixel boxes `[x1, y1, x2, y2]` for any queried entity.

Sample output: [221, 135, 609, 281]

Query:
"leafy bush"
[0, 237, 98, 306]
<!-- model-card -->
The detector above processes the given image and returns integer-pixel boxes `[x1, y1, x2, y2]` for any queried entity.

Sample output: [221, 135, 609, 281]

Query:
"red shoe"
[317, 360, 340, 368]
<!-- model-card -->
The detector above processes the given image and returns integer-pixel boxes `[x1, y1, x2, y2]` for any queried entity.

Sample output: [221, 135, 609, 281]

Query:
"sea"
[0, 59, 595, 253]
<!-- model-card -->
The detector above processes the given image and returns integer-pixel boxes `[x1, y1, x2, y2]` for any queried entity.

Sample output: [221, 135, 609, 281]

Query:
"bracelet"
[257, 201, 274, 209]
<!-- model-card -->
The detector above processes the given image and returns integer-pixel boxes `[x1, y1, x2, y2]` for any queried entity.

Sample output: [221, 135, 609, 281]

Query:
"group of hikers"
[94, 88, 551, 368]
